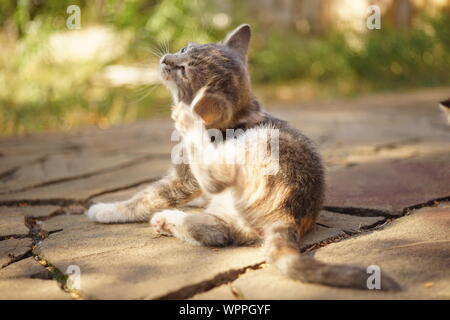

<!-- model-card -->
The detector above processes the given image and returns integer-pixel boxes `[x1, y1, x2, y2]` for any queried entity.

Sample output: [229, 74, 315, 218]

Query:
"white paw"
[85, 203, 124, 223]
[150, 210, 187, 236]
[171, 103, 203, 135]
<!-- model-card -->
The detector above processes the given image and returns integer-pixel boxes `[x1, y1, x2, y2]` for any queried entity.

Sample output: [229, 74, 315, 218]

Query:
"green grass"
[0, 1, 449, 135]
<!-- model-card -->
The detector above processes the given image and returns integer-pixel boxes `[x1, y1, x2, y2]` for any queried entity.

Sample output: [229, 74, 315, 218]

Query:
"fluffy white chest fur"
[204, 190, 239, 216]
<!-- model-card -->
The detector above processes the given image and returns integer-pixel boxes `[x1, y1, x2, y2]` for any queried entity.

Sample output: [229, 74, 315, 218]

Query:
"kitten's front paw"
[150, 210, 187, 236]
[86, 203, 124, 223]
[171, 104, 199, 134]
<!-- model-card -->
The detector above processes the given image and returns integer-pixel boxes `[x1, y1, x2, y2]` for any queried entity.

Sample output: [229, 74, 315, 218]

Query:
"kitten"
[439, 99, 450, 124]
[87, 25, 399, 290]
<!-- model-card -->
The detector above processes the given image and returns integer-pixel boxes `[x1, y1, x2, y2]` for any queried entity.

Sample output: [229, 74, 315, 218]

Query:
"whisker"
[147, 47, 163, 59]
[159, 39, 167, 56]
[163, 38, 170, 54]
[155, 41, 166, 57]
[150, 43, 165, 57]
[132, 84, 161, 104]
[130, 83, 159, 96]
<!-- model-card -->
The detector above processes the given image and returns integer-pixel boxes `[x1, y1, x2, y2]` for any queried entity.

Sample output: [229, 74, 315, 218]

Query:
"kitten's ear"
[191, 88, 231, 127]
[223, 24, 251, 60]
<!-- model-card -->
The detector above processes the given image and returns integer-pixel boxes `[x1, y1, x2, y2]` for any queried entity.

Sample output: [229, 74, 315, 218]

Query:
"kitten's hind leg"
[150, 210, 235, 247]
[264, 220, 400, 290]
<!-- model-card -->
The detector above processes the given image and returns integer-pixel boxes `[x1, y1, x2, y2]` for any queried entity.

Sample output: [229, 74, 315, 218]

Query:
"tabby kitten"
[87, 24, 399, 290]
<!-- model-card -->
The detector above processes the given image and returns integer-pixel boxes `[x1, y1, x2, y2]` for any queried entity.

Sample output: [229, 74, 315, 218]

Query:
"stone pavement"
[0, 87, 449, 299]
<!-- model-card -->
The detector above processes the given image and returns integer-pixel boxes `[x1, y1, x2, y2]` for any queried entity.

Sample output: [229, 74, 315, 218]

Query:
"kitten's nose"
[160, 54, 172, 66]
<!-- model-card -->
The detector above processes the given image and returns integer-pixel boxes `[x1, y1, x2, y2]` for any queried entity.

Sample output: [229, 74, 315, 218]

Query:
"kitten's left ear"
[224, 24, 251, 60]
[191, 87, 232, 127]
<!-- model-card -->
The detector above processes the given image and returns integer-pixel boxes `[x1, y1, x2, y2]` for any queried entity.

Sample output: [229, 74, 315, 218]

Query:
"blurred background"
[0, 0, 449, 135]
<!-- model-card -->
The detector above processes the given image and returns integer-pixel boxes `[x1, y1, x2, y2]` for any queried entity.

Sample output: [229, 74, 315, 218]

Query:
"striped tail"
[264, 222, 401, 290]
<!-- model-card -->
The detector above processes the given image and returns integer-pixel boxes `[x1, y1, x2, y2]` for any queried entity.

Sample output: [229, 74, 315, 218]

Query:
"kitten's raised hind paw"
[86, 202, 124, 223]
[150, 209, 187, 237]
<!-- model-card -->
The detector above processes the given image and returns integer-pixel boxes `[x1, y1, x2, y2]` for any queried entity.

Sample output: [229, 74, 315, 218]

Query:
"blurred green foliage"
[0, 0, 449, 135]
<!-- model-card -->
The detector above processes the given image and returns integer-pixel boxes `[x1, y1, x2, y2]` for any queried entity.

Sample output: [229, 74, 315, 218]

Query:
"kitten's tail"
[264, 222, 401, 290]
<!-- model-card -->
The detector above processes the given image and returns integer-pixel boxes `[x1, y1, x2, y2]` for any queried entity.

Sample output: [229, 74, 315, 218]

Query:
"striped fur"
[86, 24, 400, 290]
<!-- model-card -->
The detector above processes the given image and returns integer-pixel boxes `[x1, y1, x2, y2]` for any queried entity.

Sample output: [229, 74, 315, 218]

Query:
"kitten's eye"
[180, 47, 187, 54]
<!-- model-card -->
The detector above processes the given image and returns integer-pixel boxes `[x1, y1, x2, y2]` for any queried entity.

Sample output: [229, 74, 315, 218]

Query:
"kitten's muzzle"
[160, 54, 178, 67]
[160, 55, 170, 66]
[160, 55, 174, 80]
[160, 54, 186, 79]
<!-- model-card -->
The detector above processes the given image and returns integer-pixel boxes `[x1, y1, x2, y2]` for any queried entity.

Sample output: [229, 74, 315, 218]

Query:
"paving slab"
[0, 118, 173, 157]
[326, 151, 450, 212]
[0, 152, 166, 194]
[193, 204, 450, 299]
[91, 186, 147, 203]
[0, 238, 32, 268]
[0, 88, 449, 300]
[0, 159, 169, 201]
[316, 210, 383, 233]
[0, 206, 60, 234]
[0, 205, 64, 268]
[0, 205, 67, 269]
[39, 214, 263, 299]
[33, 209, 382, 299]
[0, 258, 69, 300]
[0, 118, 174, 195]
[0, 207, 29, 235]
[274, 87, 450, 148]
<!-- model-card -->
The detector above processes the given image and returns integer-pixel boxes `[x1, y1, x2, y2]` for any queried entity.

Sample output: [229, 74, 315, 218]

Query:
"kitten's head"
[159, 24, 254, 128]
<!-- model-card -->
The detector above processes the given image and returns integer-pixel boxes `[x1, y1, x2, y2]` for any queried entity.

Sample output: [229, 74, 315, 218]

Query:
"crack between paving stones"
[31, 254, 86, 300]
[0, 233, 29, 241]
[1, 248, 33, 268]
[154, 227, 383, 300]
[155, 195, 450, 300]
[372, 138, 421, 152]
[0, 229, 62, 242]
[24, 215, 87, 299]
[31, 206, 86, 221]
[316, 222, 331, 228]
[2, 181, 448, 299]
[154, 222, 388, 300]
[155, 262, 266, 300]
[0, 198, 87, 207]
[0, 229, 63, 267]
[86, 176, 161, 201]
[0, 205, 87, 298]
[324, 138, 423, 168]
[0, 154, 50, 183]
[323, 206, 400, 218]
[403, 195, 450, 214]
[0, 176, 162, 208]
[0, 153, 168, 195]
[155, 230, 358, 300]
